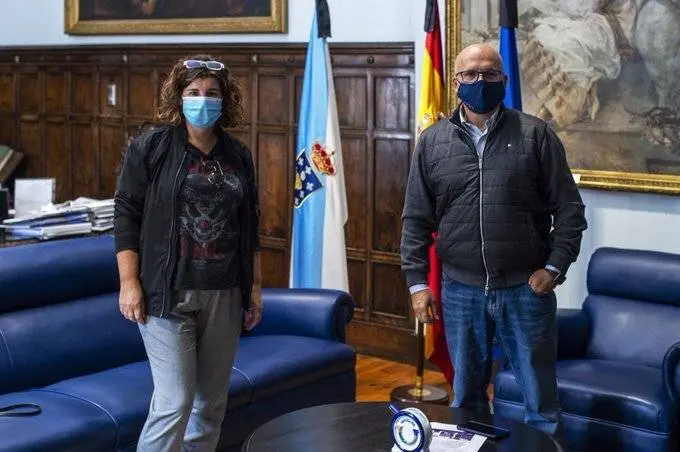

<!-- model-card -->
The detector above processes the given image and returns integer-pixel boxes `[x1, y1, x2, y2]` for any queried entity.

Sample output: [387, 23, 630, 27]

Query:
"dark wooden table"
[241, 402, 563, 452]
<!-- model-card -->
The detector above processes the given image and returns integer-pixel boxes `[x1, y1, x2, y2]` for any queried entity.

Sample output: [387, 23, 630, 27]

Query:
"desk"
[241, 402, 562, 452]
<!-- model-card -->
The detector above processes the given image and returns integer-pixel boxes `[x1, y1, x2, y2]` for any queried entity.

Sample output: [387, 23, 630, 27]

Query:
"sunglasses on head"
[201, 160, 226, 187]
[183, 59, 225, 71]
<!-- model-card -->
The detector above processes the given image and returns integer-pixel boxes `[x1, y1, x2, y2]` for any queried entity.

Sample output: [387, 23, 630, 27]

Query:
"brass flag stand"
[389, 320, 449, 405]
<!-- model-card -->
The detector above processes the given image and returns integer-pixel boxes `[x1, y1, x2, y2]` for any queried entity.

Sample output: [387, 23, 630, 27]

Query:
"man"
[400, 44, 587, 436]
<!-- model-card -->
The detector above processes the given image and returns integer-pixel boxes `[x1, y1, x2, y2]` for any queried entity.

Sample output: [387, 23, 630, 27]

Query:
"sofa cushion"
[585, 247, 680, 369]
[0, 389, 116, 452]
[584, 295, 680, 368]
[41, 359, 253, 448]
[0, 235, 119, 314]
[233, 335, 356, 402]
[0, 293, 146, 394]
[494, 359, 672, 433]
[587, 247, 680, 308]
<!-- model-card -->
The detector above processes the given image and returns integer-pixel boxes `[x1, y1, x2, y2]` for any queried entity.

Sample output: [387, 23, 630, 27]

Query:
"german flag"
[417, 0, 453, 386]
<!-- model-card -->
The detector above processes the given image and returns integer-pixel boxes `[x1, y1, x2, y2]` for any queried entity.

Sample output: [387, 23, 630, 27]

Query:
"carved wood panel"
[0, 44, 417, 362]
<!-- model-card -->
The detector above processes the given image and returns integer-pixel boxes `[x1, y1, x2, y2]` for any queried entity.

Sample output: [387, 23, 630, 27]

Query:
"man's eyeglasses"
[201, 160, 226, 187]
[183, 60, 225, 71]
[455, 69, 505, 84]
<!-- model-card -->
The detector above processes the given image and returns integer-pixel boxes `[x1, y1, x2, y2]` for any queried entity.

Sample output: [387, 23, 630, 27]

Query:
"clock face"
[392, 415, 423, 451]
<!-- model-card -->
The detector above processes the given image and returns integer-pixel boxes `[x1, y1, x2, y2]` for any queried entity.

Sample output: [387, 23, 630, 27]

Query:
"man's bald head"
[454, 44, 504, 75]
[453, 44, 507, 117]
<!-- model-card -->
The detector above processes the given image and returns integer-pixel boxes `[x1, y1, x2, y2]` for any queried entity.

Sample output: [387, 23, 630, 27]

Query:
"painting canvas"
[446, 0, 680, 194]
[66, 0, 287, 34]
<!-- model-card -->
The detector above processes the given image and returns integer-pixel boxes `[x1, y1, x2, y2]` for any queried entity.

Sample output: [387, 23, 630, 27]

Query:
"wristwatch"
[545, 266, 561, 282]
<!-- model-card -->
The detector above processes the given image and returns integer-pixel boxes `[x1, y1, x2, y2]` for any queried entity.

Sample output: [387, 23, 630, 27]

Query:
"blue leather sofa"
[493, 247, 680, 452]
[0, 235, 356, 451]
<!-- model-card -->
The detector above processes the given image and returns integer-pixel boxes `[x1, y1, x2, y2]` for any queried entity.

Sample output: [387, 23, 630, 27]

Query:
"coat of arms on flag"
[294, 142, 337, 208]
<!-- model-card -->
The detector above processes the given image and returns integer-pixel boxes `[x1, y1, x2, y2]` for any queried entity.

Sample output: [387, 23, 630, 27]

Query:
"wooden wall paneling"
[128, 70, 155, 121]
[44, 68, 69, 200]
[0, 117, 13, 147]
[71, 71, 95, 116]
[363, 67, 377, 325]
[0, 71, 14, 114]
[70, 67, 97, 198]
[0, 44, 417, 363]
[18, 68, 42, 177]
[99, 68, 123, 119]
[98, 66, 125, 198]
[44, 71, 67, 116]
[98, 123, 124, 198]
[0, 69, 15, 147]
[45, 121, 70, 201]
[342, 137, 368, 250]
[373, 138, 409, 254]
[256, 65, 290, 286]
[18, 71, 40, 114]
[71, 122, 97, 198]
[257, 71, 288, 125]
[226, 65, 254, 165]
[232, 69, 252, 129]
[257, 132, 289, 241]
[345, 63, 417, 361]
[18, 121, 41, 178]
[260, 246, 289, 289]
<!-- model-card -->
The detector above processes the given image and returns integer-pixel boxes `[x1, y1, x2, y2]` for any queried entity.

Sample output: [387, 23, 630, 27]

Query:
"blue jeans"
[137, 288, 243, 452]
[441, 278, 560, 436]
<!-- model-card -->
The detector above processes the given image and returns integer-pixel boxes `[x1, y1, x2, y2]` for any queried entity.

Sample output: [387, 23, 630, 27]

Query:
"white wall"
[556, 189, 680, 308]
[2, 0, 678, 309]
[0, 0, 415, 45]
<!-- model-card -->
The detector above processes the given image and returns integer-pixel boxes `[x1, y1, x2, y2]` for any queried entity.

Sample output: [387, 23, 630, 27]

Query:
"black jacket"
[114, 125, 260, 317]
[401, 105, 587, 291]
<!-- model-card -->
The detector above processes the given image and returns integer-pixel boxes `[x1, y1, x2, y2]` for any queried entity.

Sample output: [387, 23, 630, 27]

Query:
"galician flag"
[289, 0, 349, 292]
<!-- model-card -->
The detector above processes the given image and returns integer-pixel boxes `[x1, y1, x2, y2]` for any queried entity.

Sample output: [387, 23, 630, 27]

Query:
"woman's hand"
[119, 279, 146, 323]
[243, 284, 263, 331]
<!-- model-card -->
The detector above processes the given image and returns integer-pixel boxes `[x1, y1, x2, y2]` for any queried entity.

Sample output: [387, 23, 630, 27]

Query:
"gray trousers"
[137, 288, 243, 452]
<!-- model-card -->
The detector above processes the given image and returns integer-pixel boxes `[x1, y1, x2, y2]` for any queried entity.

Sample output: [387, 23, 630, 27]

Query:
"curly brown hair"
[158, 54, 243, 128]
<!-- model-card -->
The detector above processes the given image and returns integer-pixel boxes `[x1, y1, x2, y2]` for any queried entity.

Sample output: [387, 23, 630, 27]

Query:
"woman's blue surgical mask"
[182, 96, 223, 129]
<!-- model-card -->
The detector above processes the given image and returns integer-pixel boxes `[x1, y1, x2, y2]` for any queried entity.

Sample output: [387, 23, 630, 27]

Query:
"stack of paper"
[390, 422, 486, 452]
[0, 196, 117, 240]
[67, 197, 114, 232]
[1, 206, 93, 240]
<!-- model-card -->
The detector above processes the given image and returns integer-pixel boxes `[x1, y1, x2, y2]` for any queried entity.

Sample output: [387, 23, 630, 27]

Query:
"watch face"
[390, 408, 431, 451]
[392, 415, 423, 451]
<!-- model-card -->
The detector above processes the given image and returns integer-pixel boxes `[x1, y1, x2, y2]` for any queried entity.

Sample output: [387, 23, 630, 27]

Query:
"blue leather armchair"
[493, 247, 680, 452]
[0, 235, 356, 451]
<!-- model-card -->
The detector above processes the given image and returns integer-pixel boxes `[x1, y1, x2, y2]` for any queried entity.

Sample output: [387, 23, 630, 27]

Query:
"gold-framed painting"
[445, 0, 680, 195]
[65, 0, 287, 34]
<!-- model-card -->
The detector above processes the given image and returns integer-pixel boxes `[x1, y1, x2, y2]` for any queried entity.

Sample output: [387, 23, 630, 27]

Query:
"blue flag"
[499, 0, 522, 110]
[289, 6, 349, 292]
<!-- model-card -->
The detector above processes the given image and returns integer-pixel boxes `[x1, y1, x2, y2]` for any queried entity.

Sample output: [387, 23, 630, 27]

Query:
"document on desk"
[428, 422, 486, 452]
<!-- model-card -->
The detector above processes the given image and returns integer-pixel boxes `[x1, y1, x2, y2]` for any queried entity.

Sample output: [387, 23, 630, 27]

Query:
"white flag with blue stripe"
[289, 7, 349, 292]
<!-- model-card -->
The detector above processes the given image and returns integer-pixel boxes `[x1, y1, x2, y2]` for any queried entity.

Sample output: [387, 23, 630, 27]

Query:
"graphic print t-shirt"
[173, 142, 243, 290]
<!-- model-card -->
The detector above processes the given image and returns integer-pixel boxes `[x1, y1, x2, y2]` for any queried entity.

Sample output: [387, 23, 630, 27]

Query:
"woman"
[114, 55, 262, 452]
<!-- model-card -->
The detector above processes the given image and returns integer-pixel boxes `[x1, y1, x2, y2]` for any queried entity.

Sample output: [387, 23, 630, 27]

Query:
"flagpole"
[389, 0, 450, 406]
[390, 318, 449, 404]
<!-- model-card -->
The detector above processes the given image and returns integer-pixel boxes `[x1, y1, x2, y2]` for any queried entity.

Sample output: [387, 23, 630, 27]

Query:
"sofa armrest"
[663, 341, 680, 409]
[557, 308, 590, 359]
[247, 288, 355, 342]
